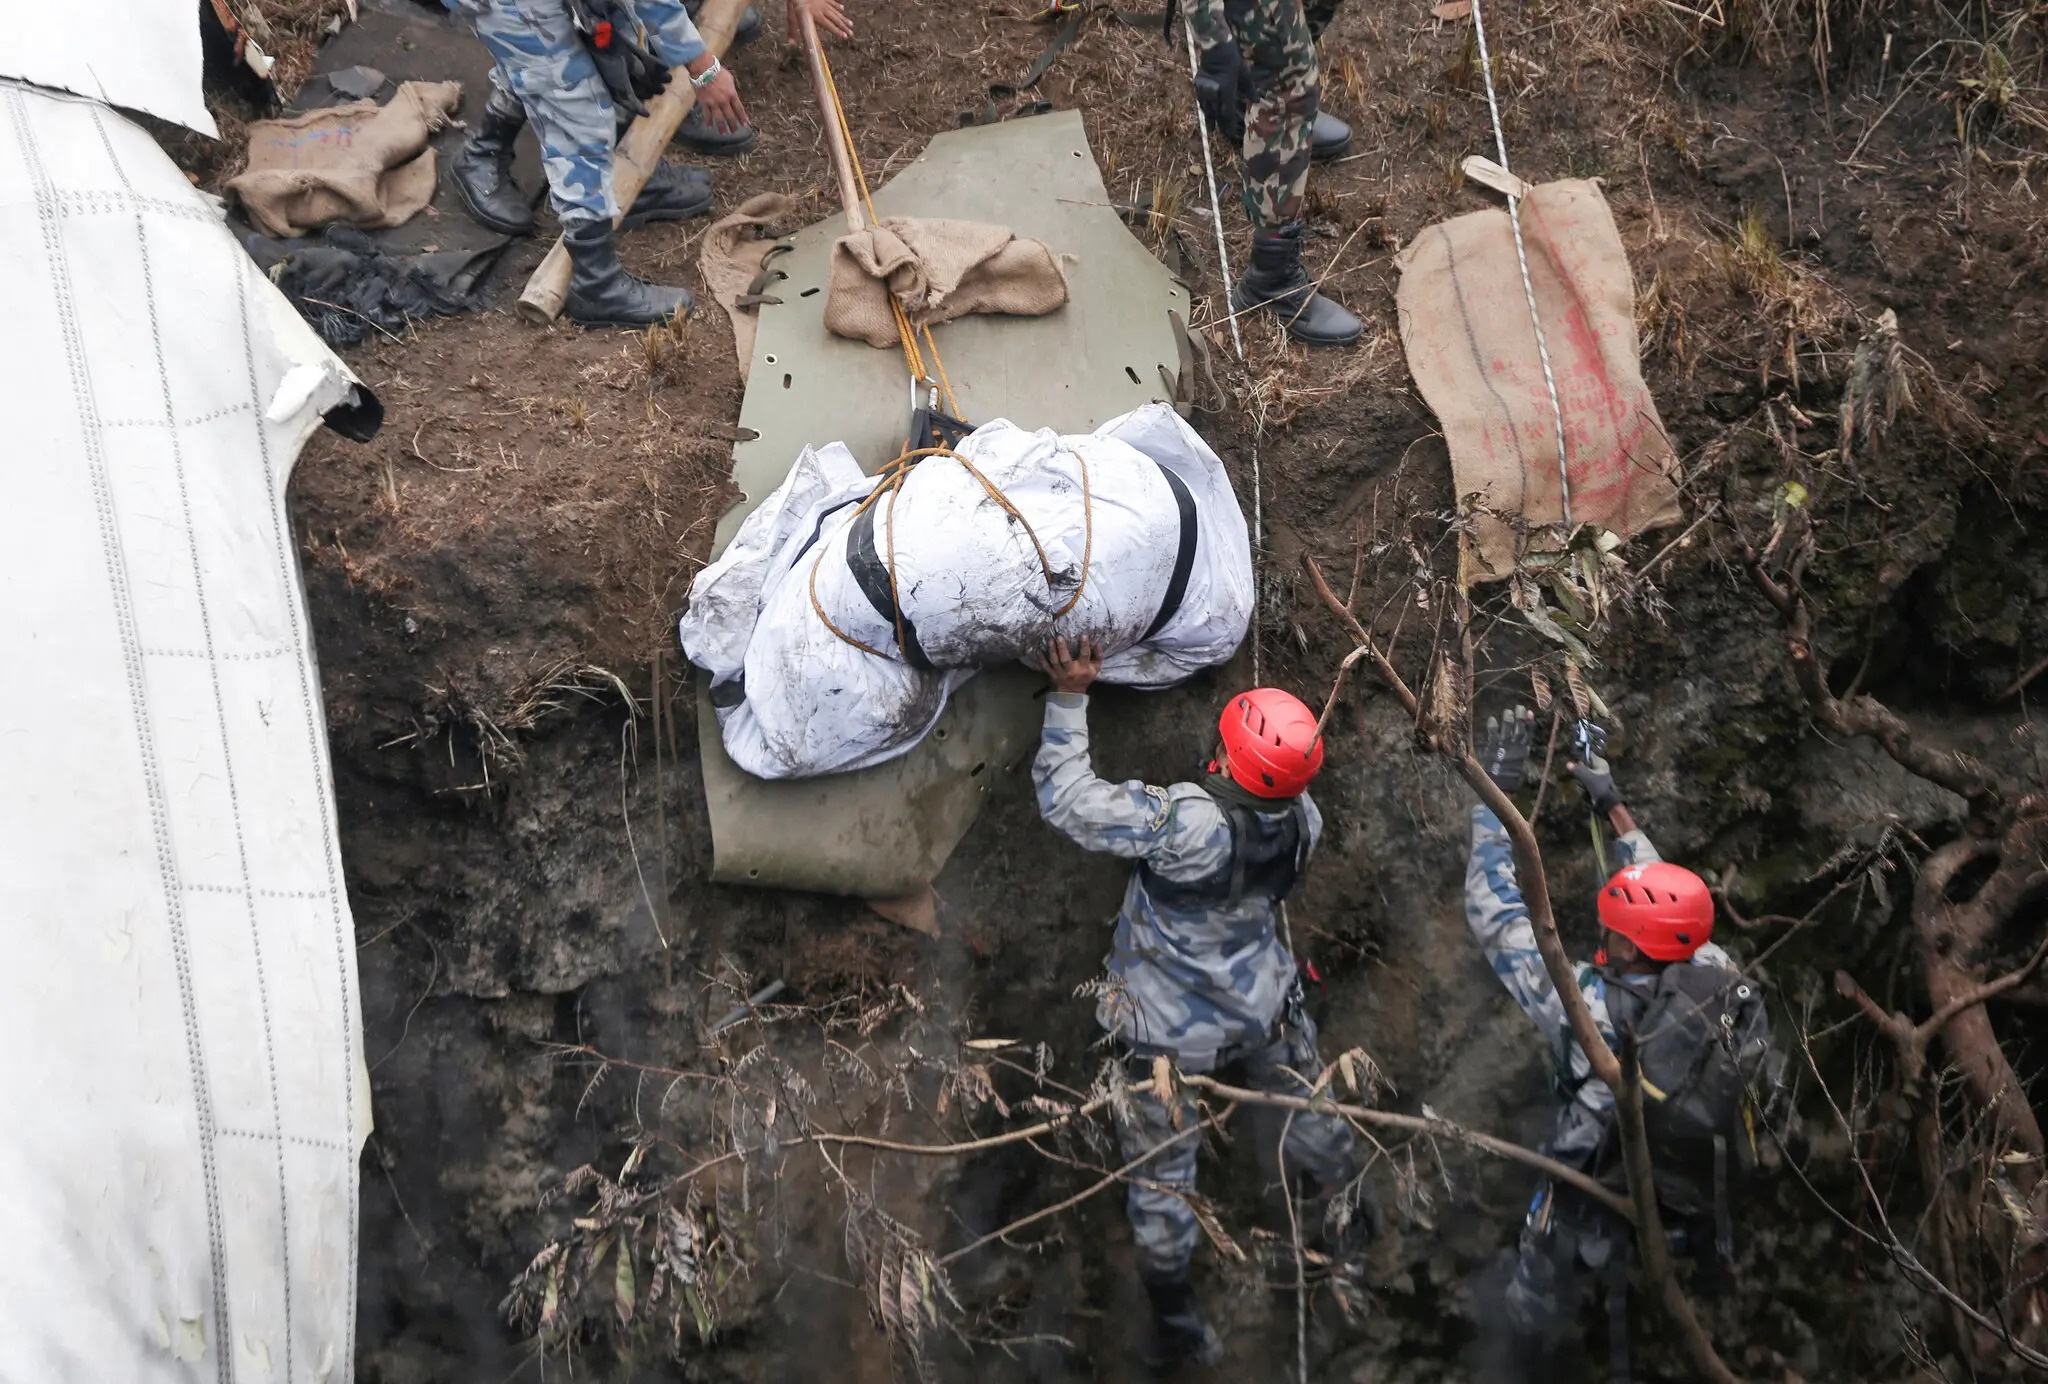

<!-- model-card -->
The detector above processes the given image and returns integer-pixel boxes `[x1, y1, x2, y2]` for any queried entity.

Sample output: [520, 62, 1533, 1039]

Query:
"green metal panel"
[700, 109, 1187, 897]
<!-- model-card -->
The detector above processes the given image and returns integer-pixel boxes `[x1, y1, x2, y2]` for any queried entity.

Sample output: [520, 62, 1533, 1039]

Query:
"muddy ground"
[178, 0, 2048, 1377]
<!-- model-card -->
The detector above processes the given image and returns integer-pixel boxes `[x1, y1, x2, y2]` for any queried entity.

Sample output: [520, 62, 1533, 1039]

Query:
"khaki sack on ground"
[825, 216, 1068, 349]
[228, 80, 462, 238]
[699, 192, 796, 381]
[1396, 178, 1682, 580]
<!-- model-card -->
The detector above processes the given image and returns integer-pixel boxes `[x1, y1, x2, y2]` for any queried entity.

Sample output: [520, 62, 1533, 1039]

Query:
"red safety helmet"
[1596, 861, 1714, 961]
[1217, 688, 1324, 799]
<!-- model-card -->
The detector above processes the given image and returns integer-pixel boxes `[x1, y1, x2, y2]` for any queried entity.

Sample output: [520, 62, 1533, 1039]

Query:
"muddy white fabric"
[1395, 178, 1683, 580]
[0, 0, 215, 135]
[0, 80, 370, 1382]
[825, 215, 1070, 350]
[228, 80, 464, 239]
[681, 404, 1251, 779]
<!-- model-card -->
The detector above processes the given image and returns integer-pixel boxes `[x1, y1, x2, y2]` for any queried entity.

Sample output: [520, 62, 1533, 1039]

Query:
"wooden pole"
[797, 6, 864, 233]
[516, 0, 752, 325]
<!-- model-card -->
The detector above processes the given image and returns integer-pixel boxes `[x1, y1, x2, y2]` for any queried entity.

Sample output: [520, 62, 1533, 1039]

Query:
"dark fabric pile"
[240, 225, 510, 348]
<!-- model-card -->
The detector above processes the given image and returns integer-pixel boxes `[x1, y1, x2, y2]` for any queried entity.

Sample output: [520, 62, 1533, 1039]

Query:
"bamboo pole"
[516, 0, 752, 324]
[796, 5, 864, 233]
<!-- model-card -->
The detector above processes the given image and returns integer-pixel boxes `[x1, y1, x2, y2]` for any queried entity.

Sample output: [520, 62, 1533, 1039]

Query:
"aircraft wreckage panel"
[699, 109, 1188, 897]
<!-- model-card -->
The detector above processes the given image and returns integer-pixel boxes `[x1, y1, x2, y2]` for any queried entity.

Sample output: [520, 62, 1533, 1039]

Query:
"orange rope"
[814, 38, 960, 417]
[804, 446, 1097, 660]
[804, 43, 1101, 663]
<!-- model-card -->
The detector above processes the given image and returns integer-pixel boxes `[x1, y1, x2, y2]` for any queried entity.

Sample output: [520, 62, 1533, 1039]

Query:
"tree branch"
[1305, 553, 1620, 1088]
[1180, 1073, 1635, 1220]
[1923, 931, 2048, 1039]
[1741, 537, 2009, 831]
[1617, 1049, 1743, 1384]
[1305, 552, 1742, 1382]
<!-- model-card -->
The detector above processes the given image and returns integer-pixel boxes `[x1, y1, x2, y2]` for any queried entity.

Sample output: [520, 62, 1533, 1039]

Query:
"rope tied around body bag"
[806, 444, 1096, 663]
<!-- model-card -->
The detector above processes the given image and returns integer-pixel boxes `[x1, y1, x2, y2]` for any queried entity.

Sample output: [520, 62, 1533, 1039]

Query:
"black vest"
[1137, 791, 1311, 909]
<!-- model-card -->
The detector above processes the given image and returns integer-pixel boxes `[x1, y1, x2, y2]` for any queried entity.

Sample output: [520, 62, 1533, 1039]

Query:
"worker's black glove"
[1479, 706, 1537, 793]
[1192, 39, 1247, 146]
[1567, 724, 1624, 815]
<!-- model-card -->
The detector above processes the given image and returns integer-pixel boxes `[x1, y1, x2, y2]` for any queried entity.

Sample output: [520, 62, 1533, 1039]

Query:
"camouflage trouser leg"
[1240, 1008, 1356, 1190]
[1504, 1186, 1627, 1360]
[1227, 0, 1319, 228]
[1115, 1009, 1355, 1278]
[467, 0, 619, 229]
[1115, 1073, 1206, 1278]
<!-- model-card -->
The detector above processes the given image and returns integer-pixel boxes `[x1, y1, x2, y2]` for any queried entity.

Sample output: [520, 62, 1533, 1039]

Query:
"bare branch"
[1740, 536, 2009, 831]
[1923, 932, 2048, 1039]
[1308, 548, 1741, 1382]
[1180, 1073, 1633, 1220]
[1616, 1053, 1743, 1384]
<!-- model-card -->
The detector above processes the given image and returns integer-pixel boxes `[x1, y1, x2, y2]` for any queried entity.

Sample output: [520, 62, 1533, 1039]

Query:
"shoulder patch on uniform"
[1142, 786, 1172, 832]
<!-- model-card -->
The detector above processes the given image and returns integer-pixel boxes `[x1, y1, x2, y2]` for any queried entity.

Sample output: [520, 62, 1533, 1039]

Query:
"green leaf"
[614, 1242, 638, 1326]
[684, 1284, 716, 1342]
[541, 1259, 563, 1330]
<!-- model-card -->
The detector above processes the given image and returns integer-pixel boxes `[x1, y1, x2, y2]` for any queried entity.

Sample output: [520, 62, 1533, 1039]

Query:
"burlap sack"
[1396, 179, 1682, 580]
[228, 80, 462, 239]
[824, 216, 1068, 349]
[697, 192, 796, 381]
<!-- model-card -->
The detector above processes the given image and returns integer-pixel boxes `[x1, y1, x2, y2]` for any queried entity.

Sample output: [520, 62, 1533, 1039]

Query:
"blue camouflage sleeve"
[1034, 693, 1194, 865]
[630, 0, 709, 68]
[1466, 805, 1570, 1061]
[1185, 0, 1234, 55]
[1615, 828, 1663, 868]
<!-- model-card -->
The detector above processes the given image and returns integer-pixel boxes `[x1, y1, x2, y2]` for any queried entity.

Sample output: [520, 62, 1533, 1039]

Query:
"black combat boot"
[452, 93, 537, 235]
[1230, 220, 1363, 347]
[674, 101, 759, 156]
[1310, 108, 1352, 161]
[619, 160, 715, 229]
[563, 220, 692, 327]
[1140, 1270, 1224, 1371]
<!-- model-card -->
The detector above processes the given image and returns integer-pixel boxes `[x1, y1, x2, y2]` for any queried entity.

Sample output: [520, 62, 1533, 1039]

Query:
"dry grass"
[1717, 208, 1851, 388]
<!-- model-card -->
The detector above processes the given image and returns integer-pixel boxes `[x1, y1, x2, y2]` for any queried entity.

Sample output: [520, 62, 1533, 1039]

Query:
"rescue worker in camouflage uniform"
[1035, 635, 1363, 1368]
[1467, 707, 1737, 1380]
[444, 0, 852, 326]
[1184, 0, 1363, 345]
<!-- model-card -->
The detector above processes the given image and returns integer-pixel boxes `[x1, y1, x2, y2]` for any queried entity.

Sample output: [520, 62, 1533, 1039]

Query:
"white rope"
[1251, 421, 1264, 684]
[1468, 0, 1574, 534]
[1181, 12, 1246, 362]
[1178, 10, 1259, 679]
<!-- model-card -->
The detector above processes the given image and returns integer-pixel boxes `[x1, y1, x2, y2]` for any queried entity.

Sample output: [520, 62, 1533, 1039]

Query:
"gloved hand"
[1479, 706, 1536, 792]
[1192, 39, 1247, 145]
[1567, 724, 1624, 815]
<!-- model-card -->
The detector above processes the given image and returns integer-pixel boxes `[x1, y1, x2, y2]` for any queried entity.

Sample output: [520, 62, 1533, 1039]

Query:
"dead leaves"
[501, 1155, 739, 1353]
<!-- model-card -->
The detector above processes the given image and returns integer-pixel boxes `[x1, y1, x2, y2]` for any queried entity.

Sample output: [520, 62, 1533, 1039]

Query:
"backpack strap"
[1555, 963, 1619, 1100]
[1713, 1132, 1735, 1269]
[1222, 804, 1248, 906]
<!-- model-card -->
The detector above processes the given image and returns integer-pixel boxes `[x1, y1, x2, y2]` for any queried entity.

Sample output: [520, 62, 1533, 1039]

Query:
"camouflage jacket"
[1464, 805, 1734, 1167]
[444, 0, 709, 70]
[1034, 692, 1322, 1069]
